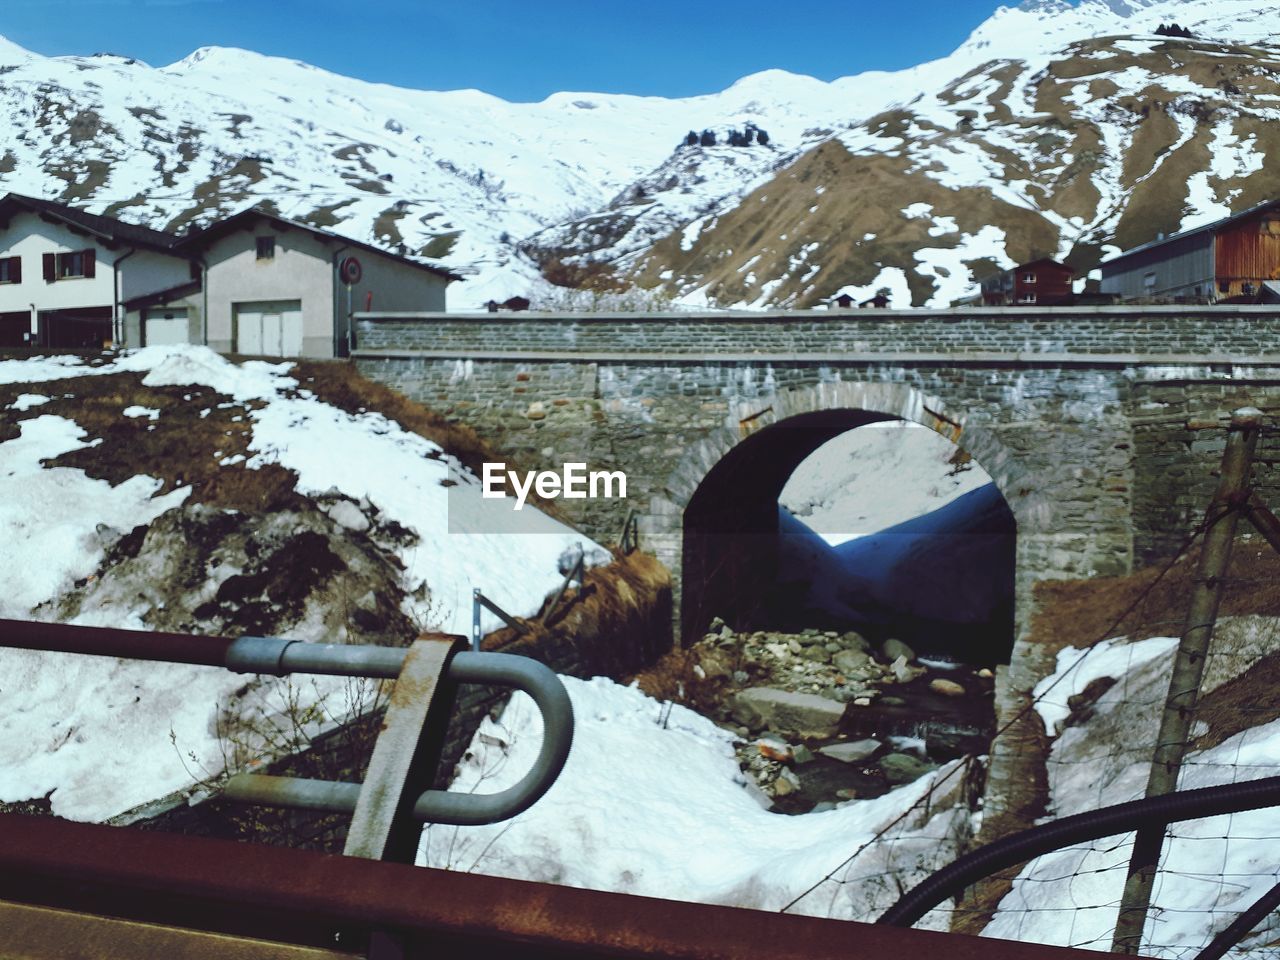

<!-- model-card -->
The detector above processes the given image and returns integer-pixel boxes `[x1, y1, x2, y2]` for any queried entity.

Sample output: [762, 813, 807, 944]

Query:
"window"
[59, 251, 86, 278]
[0, 256, 20, 284]
[42, 249, 95, 281]
[1019, 292, 1037, 304]
[1143, 272, 1157, 291]
[256, 236, 276, 260]
[1022, 271, 1037, 283]
[1219, 280, 1231, 293]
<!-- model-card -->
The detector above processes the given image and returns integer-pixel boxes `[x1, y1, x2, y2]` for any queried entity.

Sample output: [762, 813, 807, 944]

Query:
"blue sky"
[2, 0, 1007, 101]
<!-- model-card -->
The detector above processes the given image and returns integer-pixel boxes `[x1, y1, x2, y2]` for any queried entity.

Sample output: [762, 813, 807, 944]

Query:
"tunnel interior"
[681, 410, 1017, 664]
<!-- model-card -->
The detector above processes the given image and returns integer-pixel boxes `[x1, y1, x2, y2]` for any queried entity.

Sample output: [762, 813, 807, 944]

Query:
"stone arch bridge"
[355, 305, 1280, 641]
[355, 304, 1280, 841]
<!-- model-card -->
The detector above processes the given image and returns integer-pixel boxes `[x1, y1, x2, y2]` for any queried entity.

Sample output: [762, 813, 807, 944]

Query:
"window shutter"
[43, 253, 55, 282]
[9, 257, 20, 284]
[84, 249, 96, 279]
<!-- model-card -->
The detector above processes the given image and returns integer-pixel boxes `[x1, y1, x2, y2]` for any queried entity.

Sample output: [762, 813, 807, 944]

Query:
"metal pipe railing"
[224, 651, 574, 826]
[0, 619, 574, 829]
[0, 617, 234, 665]
[878, 775, 1280, 928]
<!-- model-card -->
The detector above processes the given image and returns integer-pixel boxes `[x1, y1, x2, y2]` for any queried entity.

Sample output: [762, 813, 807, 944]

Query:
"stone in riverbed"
[880, 752, 936, 784]
[833, 649, 871, 675]
[819, 739, 881, 763]
[757, 738, 794, 762]
[929, 678, 966, 697]
[729, 688, 846, 737]
[882, 637, 916, 663]
[841, 630, 868, 651]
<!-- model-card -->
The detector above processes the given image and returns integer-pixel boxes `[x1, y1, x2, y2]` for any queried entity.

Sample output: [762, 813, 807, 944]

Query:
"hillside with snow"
[2, 0, 1279, 308]
[0, 346, 598, 820]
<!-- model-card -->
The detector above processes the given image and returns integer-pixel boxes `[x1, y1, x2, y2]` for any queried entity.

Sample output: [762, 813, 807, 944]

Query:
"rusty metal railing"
[0, 618, 573, 864]
[0, 811, 1120, 960]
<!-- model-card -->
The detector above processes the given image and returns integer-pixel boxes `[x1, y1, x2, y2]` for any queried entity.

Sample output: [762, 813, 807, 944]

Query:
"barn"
[1100, 199, 1280, 303]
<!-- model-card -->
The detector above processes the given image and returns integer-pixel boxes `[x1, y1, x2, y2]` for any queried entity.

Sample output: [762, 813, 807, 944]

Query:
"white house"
[0, 193, 193, 349]
[0, 194, 460, 357]
[157, 209, 459, 358]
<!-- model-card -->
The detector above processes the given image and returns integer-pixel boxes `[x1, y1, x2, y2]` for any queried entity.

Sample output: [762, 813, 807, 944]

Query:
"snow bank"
[0, 346, 597, 819]
[987, 630, 1280, 957]
[420, 675, 971, 924]
[0, 415, 190, 617]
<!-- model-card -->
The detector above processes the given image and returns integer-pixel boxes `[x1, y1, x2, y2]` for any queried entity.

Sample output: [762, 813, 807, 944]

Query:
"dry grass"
[0, 355, 566, 518]
[954, 535, 1280, 935]
[481, 551, 673, 676]
[0, 371, 303, 513]
[1028, 537, 1280, 661]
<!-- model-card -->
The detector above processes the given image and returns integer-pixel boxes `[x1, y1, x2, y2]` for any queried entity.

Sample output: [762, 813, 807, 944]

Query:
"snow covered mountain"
[1, 0, 1278, 308]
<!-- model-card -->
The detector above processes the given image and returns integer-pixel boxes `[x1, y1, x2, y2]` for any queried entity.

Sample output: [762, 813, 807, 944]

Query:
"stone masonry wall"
[355, 306, 1280, 357]
[354, 308, 1280, 588]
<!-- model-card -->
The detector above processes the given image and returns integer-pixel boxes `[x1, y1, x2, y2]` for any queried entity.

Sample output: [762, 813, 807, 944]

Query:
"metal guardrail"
[223, 648, 573, 829]
[0, 618, 573, 863]
[878, 774, 1280, 934]
[0, 811, 1121, 960]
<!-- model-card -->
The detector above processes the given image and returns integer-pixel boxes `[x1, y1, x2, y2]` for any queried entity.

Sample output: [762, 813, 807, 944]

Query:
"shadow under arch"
[659, 381, 1026, 661]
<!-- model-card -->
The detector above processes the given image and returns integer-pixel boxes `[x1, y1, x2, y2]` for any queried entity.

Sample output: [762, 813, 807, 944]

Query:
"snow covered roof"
[0, 193, 183, 255]
[176, 208, 465, 283]
[1101, 197, 1280, 267]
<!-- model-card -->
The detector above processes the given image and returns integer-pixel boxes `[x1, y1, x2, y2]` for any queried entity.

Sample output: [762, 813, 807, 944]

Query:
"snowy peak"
[959, 0, 1280, 60]
[3, 4, 1280, 310]
[0, 35, 35, 66]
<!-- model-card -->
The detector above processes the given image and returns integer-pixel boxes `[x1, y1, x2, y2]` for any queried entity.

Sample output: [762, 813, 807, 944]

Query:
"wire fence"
[779, 422, 1280, 959]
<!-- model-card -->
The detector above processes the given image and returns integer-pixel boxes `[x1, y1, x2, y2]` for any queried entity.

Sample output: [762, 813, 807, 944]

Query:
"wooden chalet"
[981, 258, 1074, 306]
[1100, 199, 1280, 303]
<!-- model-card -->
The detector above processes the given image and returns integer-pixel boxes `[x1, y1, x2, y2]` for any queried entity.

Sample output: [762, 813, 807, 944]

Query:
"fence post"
[1111, 408, 1261, 953]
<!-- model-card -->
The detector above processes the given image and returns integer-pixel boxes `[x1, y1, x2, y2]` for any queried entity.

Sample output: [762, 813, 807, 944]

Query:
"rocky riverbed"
[637, 619, 997, 814]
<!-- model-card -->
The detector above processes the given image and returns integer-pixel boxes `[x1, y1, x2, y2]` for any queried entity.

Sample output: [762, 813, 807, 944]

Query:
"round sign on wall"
[339, 256, 363, 285]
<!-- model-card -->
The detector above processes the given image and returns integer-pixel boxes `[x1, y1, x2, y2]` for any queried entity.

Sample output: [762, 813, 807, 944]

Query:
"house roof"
[0, 194, 464, 282]
[1101, 198, 1280, 267]
[176, 207, 464, 282]
[121, 279, 202, 311]
[0, 192, 184, 254]
[1015, 257, 1072, 271]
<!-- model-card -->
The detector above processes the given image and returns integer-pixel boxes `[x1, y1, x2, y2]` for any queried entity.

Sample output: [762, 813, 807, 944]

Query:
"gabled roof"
[176, 207, 464, 282]
[0, 192, 182, 254]
[0, 194, 464, 282]
[1102, 198, 1280, 267]
[1015, 257, 1072, 271]
[121, 279, 201, 311]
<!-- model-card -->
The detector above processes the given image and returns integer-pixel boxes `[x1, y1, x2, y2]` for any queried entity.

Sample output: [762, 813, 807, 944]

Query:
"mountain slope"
[629, 31, 1280, 307]
[1, 0, 1278, 308]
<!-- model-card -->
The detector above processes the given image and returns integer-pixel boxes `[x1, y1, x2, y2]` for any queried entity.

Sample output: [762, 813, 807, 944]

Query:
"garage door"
[233, 300, 303, 357]
[143, 308, 189, 346]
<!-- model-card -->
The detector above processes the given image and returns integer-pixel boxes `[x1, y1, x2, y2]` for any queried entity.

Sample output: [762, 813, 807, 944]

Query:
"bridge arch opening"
[675, 391, 1017, 665]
